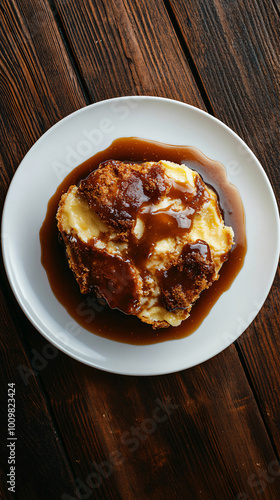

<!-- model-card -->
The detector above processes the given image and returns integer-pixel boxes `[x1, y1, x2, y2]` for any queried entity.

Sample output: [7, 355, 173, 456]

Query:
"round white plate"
[2, 96, 280, 375]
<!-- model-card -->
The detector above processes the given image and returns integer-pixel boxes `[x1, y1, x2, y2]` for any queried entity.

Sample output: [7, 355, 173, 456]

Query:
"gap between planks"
[163, 0, 215, 116]
[0, 272, 79, 492]
[234, 340, 280, 462]
[270, 0, 280, 18]
[47, 0, 93, 105]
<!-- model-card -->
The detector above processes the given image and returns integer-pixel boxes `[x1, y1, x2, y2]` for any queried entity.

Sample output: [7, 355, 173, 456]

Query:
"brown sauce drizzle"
[79, 160, 169, 225]
[158, 240, 216, 312]
[74, 159, 212, 314]
[40, 137, 247, 345]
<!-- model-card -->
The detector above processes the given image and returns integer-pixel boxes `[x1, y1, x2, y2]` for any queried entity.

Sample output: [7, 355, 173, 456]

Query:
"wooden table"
[1, 1, 279, 499]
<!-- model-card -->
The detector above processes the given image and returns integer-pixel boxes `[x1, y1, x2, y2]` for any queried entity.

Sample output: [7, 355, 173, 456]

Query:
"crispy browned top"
[158, 240, 216, 311]
[78, 160, 169, 232]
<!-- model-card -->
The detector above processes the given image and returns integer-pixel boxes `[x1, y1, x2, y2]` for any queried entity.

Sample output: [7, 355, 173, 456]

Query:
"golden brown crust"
[159, 243, 217, 311]
[78, 160, 168, 233]
[141, 317, 170, 330]
[58, 229, 142, 314]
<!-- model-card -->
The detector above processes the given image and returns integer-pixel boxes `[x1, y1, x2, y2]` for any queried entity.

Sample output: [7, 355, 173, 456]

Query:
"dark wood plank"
[272, 0, 280, 15]
[0, 281, 78, 499]
[14, 318, 280, 500]
[51, 0, 204, 106]
[0, 0, 85, 182]
[167, 0, 280, 198]
[238, 269, 280, 446]
[0, 0, 88, 498]
[0, 467, 16, 500]
[167, 0, 280, 455]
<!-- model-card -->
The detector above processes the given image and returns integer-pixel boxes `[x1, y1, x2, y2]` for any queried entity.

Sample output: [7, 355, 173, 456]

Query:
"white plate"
[2, 97, 280, 375]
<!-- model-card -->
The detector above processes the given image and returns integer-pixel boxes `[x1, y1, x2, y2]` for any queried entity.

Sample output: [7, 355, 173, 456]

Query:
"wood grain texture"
[0, 278, 78, 499]
[0, 0, 85, 183]
[51, 0, 204, 106]
[167, 0, 280, 197]
[0, 468, 16, 500]
[0, 0, 87, 498]
[13, 318, 280, 499]
[167, 0, 280, 456]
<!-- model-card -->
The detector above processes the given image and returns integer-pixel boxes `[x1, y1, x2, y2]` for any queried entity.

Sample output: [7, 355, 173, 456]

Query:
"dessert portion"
[57, 160, 234, 328]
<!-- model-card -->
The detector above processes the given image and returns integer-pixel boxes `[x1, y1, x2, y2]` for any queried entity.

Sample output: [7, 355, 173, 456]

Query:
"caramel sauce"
[159, 239, 214, 309]
[69, 159, 212, 315]
[40, 137, 247, 344]
[72, 243, 140, 314]
[77, 159, 210, 307]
